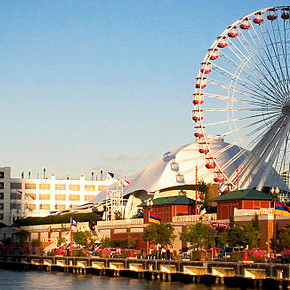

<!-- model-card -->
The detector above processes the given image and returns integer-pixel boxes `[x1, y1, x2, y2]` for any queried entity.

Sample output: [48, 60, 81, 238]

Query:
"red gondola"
[281, 9, 289, 20]
[253, 12, 264, 24]
[267, 9, 277, 21]
[208, 48, 219, 60]
[228, 27, 238, 38]
[200, 62, 212, 74]
[195, 77, 207, 89]
[240, 18, 251, 29]
[217, 36, 227, 48]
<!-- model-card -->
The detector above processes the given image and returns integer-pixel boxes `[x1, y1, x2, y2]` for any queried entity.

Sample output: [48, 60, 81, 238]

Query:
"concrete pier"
[0, 255, 288, 288]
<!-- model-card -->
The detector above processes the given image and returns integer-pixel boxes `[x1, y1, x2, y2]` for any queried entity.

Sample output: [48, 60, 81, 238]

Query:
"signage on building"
[210, 222, 229, 229]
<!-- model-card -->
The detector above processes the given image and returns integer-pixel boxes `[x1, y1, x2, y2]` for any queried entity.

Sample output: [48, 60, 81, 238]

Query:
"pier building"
[0, 167, 116, 225]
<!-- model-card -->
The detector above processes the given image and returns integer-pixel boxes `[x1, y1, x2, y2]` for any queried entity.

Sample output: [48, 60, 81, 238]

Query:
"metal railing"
[234, 208, 274, 216]
[97, 218, 143, 227]
[172, 213, 217, 223]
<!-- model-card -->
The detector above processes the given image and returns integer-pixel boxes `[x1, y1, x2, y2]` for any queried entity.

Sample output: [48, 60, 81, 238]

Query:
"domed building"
[80, 139, 288, 218]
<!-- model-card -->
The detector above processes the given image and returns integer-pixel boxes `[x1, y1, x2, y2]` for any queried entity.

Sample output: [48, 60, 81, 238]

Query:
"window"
[98, 185, 108, 191]
[55, 184, 66, 190]
[85, 195, 95, 201]
[25, 183, 36, 190]
[0, 204, 4, 210]
[55, 194, 66, 201]
[10, 193, 21, 200]
[55, 204, 66, 210]
[69, 184, 80, 191]
[40, 204, 50, 210]
[0, 214, 3, 220]
[11, 183, 21, 189]
[39, 194, 50, 200]
[0, 172, 4, 179]
[39, 184, 50, 190]
[69, 195, 80, 201]
[10, 203, 21, 209]
[0, 193, 3, 199]
[25, 193, 36, 200]
[85, 185, 95, 191]
[0, 183, 4, 190]
[27, 204, 36, 210]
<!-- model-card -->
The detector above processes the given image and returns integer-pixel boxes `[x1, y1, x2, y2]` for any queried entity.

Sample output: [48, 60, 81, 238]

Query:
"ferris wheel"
[193, 6, 290, 192]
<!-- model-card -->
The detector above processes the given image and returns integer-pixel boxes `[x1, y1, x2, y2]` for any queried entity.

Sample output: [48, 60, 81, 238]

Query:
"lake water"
[0, 269, 242, 290]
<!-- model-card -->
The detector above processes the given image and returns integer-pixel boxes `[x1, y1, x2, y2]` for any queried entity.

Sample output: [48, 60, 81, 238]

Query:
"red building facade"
[214, 189, 272, 220]
[142, 195, 195, 223]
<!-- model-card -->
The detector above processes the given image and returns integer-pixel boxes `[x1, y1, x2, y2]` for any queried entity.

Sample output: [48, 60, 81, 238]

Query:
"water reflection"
[0, 269, 240, 290]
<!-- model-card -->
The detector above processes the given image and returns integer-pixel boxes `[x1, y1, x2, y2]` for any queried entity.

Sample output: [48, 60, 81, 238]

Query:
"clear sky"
[0, 0, 288, 179]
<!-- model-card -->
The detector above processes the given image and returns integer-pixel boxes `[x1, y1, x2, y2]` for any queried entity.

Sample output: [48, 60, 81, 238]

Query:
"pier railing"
[234, 208, 274, 216]
[172, 214, 217, 223]
[97, 218, 143, 228]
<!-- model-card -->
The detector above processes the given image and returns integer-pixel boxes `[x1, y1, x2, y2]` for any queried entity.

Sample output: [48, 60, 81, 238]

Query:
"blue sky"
[0, 0, 288, 179]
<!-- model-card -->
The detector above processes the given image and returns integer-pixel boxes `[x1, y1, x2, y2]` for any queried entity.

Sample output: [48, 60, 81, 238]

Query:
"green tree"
[73, 231, 92, 246]
[142, 222, 176, 246]
[198, 181, 210, 211]
[252, 214, 260, 231]
[31, 239, 41, 248]
[280, 225, 290, 248]
[220, 224, 246, 247]
[15, 230, 29, 243]
[243, 224, 261, 248]
[100, 237, 113, 248]
[180, 222, 216, 249]
[57, 237, 66, 247]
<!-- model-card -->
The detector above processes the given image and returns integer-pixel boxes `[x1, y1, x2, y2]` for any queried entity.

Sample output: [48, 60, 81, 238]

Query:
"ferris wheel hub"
[282, 100, 290, 115]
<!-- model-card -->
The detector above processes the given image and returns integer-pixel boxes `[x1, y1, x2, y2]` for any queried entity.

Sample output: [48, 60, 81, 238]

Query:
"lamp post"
[270, 187, 280, 255]
[146, 199, 153, 253]
[146, 200, 153, 221]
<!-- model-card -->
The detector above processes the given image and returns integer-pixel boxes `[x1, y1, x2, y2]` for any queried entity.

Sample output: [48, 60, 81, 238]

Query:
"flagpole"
[70, 208, 73, 257]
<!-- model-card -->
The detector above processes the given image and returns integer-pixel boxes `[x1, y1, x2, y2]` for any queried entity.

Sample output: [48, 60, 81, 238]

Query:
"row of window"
[26, 194, 95, 201]
[24, 183, 107, 191]
[27, 204, 68, 211]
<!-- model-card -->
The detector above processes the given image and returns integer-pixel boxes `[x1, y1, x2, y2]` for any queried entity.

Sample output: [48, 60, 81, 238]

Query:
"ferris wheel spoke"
[234, 29, 288, 99]
[207, 77, 282, 104]
[264, 21, 289, 94]
[236, 28, 288, 100]
[211, 62, 282, 104]
[277, 21, 290, 91]
[203, 107, 278, 112]
[238, 116, 288, 181]
[213, 115, 279, 163]
[268, 20, 288, 83]
[246, 25, 287, 96]
[257, 23, 288, 96]
[203, 92, 250, 104]
[203, 110, 281, 128]
[217, 50, 284, 102]
[209, 112, 282, 148]
[203, 92, 277, 108]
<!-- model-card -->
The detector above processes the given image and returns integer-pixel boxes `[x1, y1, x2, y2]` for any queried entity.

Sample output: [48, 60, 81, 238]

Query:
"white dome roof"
[79, 140, 287, 208]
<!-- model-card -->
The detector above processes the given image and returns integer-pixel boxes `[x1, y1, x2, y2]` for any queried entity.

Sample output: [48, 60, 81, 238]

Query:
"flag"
[149, 212, 161, 223]
[275, 202, 290, 217]
[107, 172, 114, 179]
[119, 179, 130, 187]
[25, 193, 35, 200]
[17, 190, 22, 195]
[71, 218, 78, 227]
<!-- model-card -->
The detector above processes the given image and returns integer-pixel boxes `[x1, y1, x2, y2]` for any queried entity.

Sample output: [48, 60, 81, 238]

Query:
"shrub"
[190, 251, 201, 261]
[120, 251, 131, 258]
[229, 252, 244, 262]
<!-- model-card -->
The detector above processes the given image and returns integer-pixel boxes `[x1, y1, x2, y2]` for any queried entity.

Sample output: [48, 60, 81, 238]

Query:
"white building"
[0, 167, 116, 225]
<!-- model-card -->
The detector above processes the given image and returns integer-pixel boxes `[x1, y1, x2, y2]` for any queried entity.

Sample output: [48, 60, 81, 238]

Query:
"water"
[0, 269, 242, 290]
